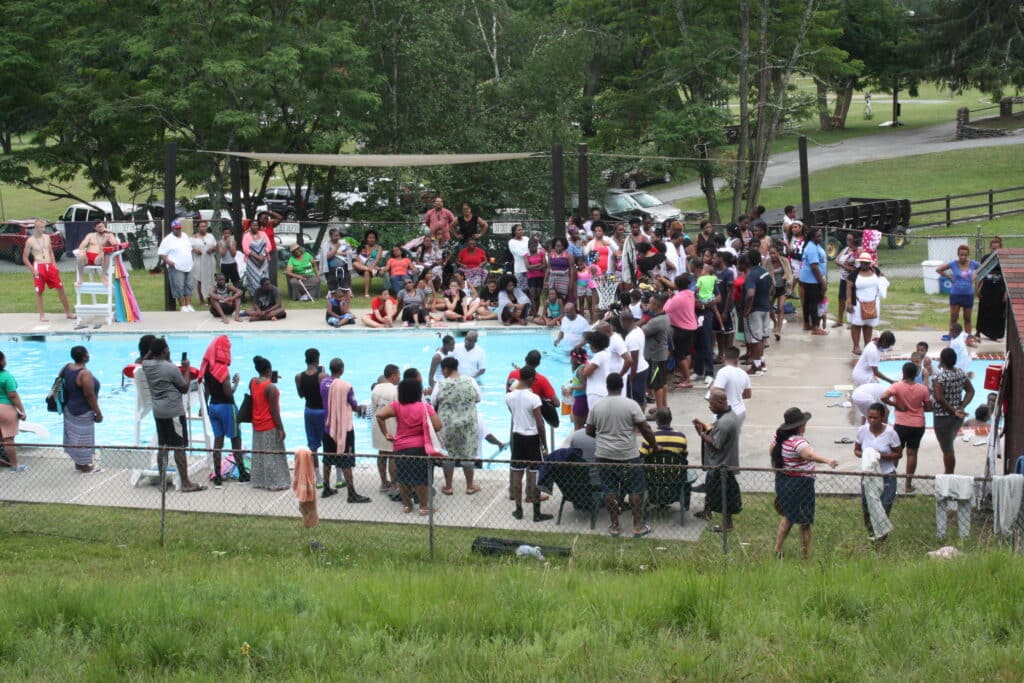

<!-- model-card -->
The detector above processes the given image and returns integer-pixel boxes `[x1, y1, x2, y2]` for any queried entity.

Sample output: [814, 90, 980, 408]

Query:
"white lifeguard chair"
[126, 370, 214, 490]
[74, 249, 122, 324]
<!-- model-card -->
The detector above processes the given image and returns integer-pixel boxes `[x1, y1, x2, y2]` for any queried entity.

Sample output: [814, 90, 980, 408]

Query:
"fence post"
[988, 190, 995, 221]
[975, 224, 984, 258]
[945, 196, 952, 228]
[720, 465, 728, 555]
[427, 460, 435, 560]
[158, 449, 167, 547]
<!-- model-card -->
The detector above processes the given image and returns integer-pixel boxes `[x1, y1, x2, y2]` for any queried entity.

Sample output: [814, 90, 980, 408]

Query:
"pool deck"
[0, 309, 1009, 540]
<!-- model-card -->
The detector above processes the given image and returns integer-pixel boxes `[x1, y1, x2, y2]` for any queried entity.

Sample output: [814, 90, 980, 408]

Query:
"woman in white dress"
[846, 251, 881, 355]
[190, 220, 219, 304]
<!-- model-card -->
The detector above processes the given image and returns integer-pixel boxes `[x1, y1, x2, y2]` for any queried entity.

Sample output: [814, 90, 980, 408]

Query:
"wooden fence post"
[945, 196, 951, 228]
[989, 189, 995, 220]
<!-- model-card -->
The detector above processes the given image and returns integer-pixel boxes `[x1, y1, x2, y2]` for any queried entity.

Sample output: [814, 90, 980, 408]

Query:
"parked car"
[262, 186, 323, 220]
[620, 189, 682, 224]
[0, 220, 66, 263]
[57, 202, 158, 249]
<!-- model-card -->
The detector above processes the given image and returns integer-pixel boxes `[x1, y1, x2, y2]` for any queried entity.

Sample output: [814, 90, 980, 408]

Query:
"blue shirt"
[799, 242, 826, 284]
[947, 259, 980, 296]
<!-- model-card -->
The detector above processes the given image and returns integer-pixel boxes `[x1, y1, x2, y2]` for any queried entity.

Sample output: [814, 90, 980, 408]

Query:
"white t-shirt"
[559, 315, 591, 349]
[431, 348, 453, 385]
[950, 333, 971, 373]
[505, 388, 542, 435]
[710, 364, 751, 416]
[476, 414, 492, 459]
[624, 327, 649, 374]
[856, 424, 902, 474]
[851, 382, 887, 416]
[158, 232, 194, 272]
[852, 342, 882, 387]
[453, 343, 486, 378]
[585, 349, 614, 401]
[608, 333, 628, 374]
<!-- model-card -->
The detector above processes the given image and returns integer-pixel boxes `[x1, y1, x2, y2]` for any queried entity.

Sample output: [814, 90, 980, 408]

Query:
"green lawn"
[0, 501, 1021, 680]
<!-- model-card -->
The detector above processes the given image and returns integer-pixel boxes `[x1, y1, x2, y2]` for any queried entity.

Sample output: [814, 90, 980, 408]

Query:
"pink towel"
[292, 448, 318, 528]
[325, 378, 354, 451]
[199, 335, 231, 384]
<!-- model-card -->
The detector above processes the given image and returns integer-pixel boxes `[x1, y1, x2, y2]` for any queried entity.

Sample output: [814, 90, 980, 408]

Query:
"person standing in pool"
[200, 335, 249, 487]
[142, 338, 205, 492]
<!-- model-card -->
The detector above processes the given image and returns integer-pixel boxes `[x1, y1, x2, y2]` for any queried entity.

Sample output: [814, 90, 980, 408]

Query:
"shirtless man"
[76, 220, 119, 285]
[24, 219, 75, 322]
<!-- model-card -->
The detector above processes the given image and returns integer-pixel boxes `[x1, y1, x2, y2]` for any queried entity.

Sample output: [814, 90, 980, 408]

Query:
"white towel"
[934, 474, 975, 501]
[860, 447, 881, 473]
[992, 475, 1024, 536]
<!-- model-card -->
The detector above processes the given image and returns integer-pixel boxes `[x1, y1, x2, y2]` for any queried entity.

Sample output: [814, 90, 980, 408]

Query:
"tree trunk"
[832, 80, 855, 128]
[700, 164, 721, 224]
[816, 81, 833, 131]
[0, 131, 10, 155]
[732, 0, 751, 223]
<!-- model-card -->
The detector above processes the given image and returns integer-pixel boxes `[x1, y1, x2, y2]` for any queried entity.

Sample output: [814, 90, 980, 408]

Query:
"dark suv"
[262, 186, 323, 220]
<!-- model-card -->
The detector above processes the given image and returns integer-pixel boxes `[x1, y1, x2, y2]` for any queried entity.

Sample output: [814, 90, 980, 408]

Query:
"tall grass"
[0, 503, 1022, 680]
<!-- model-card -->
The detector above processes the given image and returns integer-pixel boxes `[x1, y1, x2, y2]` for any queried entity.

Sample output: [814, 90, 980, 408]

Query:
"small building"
[997, 249, 1024, 472]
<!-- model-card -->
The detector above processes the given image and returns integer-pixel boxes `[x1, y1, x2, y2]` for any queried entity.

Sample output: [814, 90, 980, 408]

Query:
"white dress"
[850, 272, 881, 327]
[191, 233, 218, 298]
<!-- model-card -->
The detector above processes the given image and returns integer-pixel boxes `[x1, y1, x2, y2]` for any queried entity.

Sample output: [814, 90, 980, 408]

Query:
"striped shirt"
[771, 434, 815, 478]
[640, 428, 688, 461]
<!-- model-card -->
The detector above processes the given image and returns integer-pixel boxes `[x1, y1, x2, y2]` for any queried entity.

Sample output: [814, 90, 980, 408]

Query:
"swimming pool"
[5, 330, 576, 459]
[877, 358, 1002, 426]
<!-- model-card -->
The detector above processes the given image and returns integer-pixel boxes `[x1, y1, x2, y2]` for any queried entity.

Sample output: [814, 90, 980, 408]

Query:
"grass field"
[0, 501, 1021, 680]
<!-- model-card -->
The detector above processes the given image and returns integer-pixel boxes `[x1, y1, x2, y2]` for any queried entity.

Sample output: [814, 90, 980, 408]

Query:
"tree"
[929, 0, 1024, 97]
[0, 0, 162, 217]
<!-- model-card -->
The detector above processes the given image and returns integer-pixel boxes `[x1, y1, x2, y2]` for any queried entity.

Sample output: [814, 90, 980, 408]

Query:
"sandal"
[403, 505, 413, 514]
[441, 486, 454, 496]
[834, 437, 854, 444]
[608, 526, 622, 537]
[466, 484, 481, 495]
[418, 508, 432, 516]
[852, 347, 862, 355]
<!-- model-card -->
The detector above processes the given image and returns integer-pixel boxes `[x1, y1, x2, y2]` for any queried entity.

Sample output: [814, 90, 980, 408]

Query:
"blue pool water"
[5, 330, 575, 458]
[877, 358, 1002, 427]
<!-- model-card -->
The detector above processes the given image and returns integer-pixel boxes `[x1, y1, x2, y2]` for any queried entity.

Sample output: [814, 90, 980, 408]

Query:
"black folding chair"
[642, 449, 690, 526]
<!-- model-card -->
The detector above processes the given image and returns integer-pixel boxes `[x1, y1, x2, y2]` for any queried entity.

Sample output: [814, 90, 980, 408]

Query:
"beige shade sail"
[203, 150, 546, 167]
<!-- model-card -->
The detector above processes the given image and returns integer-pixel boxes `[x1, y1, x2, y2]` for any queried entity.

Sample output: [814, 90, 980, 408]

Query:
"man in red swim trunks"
[24, 219, 75, 322]
[76, 220, 119, 285]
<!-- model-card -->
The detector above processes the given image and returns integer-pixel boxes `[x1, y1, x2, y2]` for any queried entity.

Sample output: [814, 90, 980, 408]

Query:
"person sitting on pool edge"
[209, 272, 243, 323]
[325, 289, 355, 328]
[244, 277, 287, 321]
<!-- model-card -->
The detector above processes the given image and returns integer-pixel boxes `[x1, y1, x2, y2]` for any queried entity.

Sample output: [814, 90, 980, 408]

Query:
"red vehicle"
[0, 220, 66, 263]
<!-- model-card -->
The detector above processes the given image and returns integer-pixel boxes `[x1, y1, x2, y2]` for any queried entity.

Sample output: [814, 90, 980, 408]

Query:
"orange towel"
[199, 335, 232, 384]
[325, 378, 354, 449]
[292, 448, 319, 528]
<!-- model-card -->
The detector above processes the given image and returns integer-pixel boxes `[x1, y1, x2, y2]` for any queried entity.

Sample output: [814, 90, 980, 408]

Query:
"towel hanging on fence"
[992, 474, 1024, 536]
[934, 474, 975, 540]
[292, 448, 319, 528]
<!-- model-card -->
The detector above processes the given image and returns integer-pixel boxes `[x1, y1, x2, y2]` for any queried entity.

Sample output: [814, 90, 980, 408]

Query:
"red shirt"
[458, 246, 488, 269]
[390, 400, 436, 451]
[506, 369, 556, 401]
[251, 378, 276, 432]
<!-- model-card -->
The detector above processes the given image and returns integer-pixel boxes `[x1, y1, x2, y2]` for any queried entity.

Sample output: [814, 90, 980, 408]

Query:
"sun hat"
[856, 251, 874, 263]
[779, 407, 812, 430]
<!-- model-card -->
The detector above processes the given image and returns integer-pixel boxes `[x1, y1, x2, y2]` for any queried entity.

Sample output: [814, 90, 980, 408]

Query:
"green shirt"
[0, 369, 17, 405]
[288, 252, 315, 276]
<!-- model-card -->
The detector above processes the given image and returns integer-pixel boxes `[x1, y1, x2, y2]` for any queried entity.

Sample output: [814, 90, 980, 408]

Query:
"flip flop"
[608, 526, 622, 537]
[466, 485, 482, 495]
[824, 391, 843, 398]
[181, 485, 206, 493]
[441, 486, 454, 496]
[633, 524, 652, 538]
[834, 437, 854, 444]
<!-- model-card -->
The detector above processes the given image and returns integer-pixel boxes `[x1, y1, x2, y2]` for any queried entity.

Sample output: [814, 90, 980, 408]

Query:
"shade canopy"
[204, 150, 545, 167]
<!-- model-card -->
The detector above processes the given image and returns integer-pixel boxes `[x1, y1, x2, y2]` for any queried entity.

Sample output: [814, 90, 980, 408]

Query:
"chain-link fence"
[2, 444, 1020, 560]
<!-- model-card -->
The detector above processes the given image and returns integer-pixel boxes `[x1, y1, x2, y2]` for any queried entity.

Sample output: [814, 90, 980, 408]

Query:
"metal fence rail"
[1, 443, 1017, 559]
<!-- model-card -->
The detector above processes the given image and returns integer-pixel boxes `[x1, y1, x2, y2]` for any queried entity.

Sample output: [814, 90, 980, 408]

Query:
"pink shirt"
[241, 230, 271, 260]
[886, 381, 930, 428]
[424, 208, 457, 242]
[664, 289, 698, 330]
[390, 400, 436, 451]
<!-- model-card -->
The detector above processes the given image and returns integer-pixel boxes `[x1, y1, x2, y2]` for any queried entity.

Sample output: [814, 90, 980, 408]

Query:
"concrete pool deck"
[0, 309, 1008, 539]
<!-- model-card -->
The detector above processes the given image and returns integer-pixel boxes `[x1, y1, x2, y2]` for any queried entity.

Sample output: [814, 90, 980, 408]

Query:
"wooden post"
[163, 142, 177, 311]
[989, 189, 995, 220]
[577, 142, 588, 225]
[230, 155, 243, 243]
[945, 196, 951, 228]
[552, 144, 565, 239]
[798, 136, 812, 228]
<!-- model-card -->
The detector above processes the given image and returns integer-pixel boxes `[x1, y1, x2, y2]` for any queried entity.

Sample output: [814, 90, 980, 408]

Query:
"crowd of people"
[11, 197, 1010, 555]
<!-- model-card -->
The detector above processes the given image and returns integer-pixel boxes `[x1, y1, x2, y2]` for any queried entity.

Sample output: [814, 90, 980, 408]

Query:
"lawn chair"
[549, 457, 604, 529]
[642, 449, 691, 527]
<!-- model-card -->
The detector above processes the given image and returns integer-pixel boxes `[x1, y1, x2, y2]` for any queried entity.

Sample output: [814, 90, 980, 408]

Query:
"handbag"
[45, 365, 68, 414]
[422, 407, 448, 458]
[859, 298, 877, 319]
[236, 380, 254, 423]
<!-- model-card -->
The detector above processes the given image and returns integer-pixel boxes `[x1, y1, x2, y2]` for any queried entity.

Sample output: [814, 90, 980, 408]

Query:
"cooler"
[921, 260, 944, 294]
[984, 364, 1003, 391]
